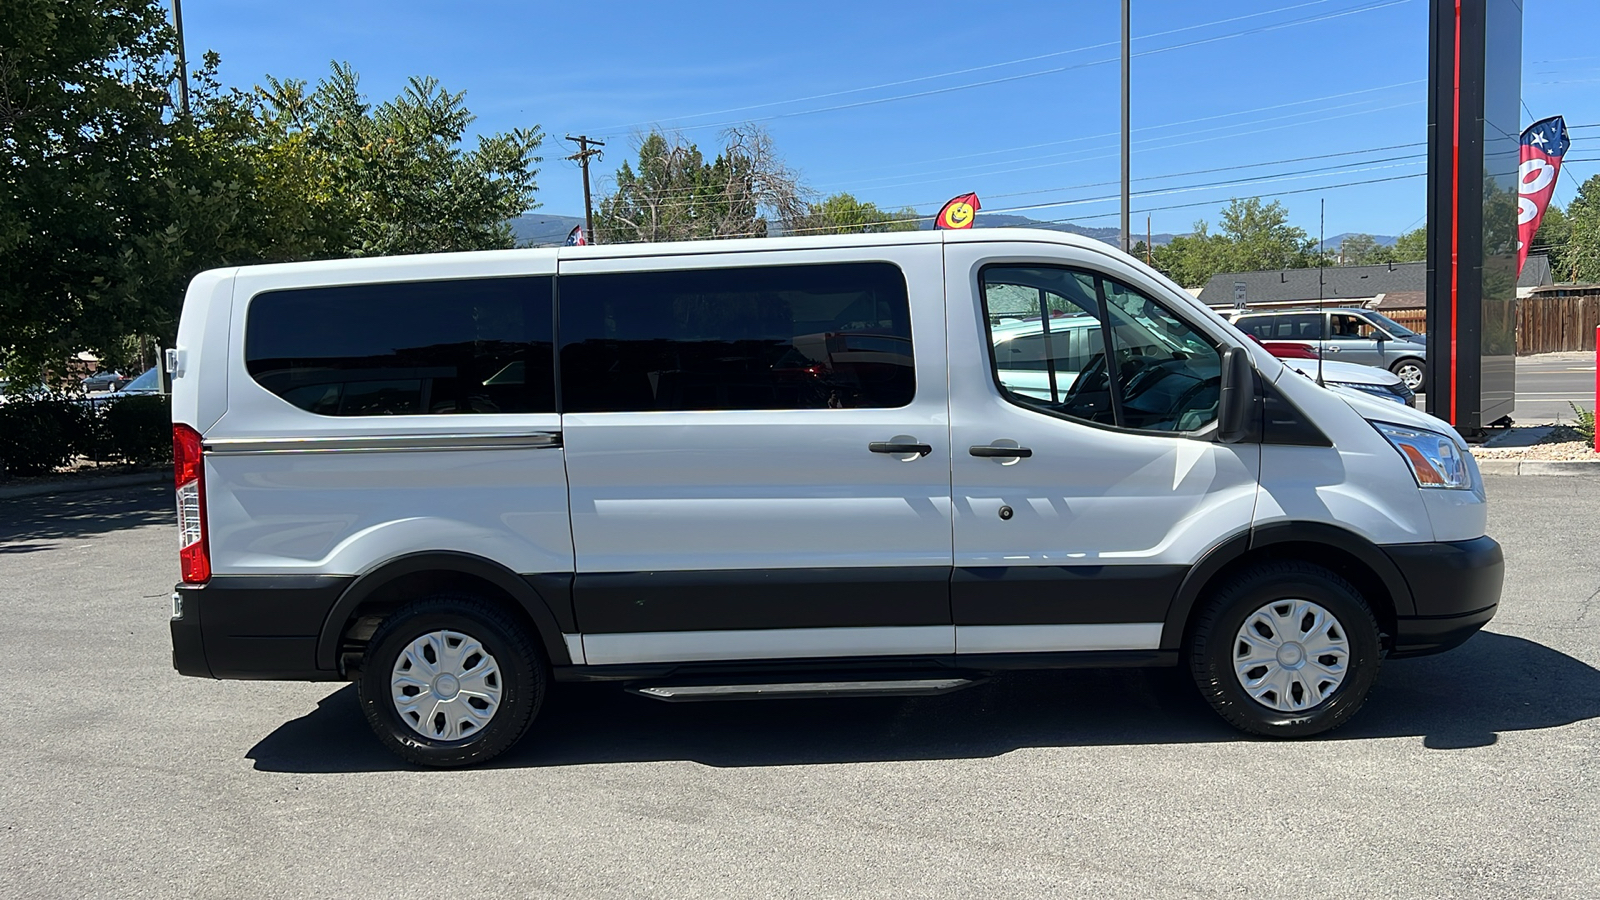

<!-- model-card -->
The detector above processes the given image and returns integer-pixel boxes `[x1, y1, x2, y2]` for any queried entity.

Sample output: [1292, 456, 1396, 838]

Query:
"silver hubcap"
[1233, 599, 1350, 712]
[390, 630, 502, 740]
[1396, 363, 1423, 390]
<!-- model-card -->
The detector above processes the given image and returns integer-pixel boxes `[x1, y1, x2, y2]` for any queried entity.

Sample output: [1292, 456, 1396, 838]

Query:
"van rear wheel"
[1188, 562, 1381, 738]
[357, 595, 545, 767]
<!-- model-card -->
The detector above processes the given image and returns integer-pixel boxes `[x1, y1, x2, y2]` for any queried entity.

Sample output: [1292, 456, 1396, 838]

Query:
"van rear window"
[245, 277, 555, 416]
[558, 262, 914, 413]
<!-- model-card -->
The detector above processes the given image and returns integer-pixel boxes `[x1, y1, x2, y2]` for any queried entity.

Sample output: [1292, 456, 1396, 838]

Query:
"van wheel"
[357, 595, 545, 767]
[1390, 358, 1426, 392]
[1188, 562, 1381, 738]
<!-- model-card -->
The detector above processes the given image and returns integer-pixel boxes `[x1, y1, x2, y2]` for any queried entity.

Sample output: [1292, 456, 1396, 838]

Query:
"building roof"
[1197, 253, 1552, 306]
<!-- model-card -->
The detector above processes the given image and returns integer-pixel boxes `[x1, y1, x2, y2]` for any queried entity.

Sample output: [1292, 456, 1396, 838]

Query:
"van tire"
[1188, 561, 1381, 738]
[357, 594, 546, 767]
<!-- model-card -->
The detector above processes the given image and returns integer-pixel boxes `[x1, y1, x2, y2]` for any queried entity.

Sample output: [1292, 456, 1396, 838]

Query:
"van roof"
[219, 227, 1126, 279]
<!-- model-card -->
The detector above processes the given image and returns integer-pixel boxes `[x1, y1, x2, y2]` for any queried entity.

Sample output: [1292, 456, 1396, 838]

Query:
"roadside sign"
[1233, 282, 1247, 309]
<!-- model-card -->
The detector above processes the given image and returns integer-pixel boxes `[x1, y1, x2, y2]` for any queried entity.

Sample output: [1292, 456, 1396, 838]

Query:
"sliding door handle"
[969, 445, 1033, 459]
[869, 441, 932, 457]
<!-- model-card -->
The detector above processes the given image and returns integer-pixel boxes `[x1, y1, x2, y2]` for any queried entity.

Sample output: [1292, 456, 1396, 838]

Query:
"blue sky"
[185, 0, 1596, 240]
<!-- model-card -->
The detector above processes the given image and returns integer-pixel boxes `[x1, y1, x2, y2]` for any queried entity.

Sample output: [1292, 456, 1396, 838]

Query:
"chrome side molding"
[203, 431, 563, 455]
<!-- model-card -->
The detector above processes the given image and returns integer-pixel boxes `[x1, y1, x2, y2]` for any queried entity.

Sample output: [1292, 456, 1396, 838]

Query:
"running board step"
[629, 678, 978, 702]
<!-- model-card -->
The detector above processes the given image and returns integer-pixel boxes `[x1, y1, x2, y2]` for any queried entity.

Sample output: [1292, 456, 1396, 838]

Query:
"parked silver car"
[1226, 307, 1428, 392]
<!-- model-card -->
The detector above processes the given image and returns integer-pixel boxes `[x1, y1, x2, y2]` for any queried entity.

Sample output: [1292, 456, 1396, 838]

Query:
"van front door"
[944, 241, 1260, 657]
[558, 245, 954, 666]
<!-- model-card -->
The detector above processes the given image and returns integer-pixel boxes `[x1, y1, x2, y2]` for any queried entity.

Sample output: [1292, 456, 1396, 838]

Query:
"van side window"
[245, 277, 555, 416]
[559, 262, 914, 413]
[981, 266, 1222, 434]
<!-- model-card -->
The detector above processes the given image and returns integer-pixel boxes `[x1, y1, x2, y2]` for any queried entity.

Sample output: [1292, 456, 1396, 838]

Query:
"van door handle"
[969, 445, 1033, 458]
[869, 442, 932, 457]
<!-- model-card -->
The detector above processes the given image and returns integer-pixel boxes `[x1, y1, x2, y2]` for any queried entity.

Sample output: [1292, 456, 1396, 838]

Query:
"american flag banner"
[565, 225, 587, 246]
[1517, 115, 1569, 274]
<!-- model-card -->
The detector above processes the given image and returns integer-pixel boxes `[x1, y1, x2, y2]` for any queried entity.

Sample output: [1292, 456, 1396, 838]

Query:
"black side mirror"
[1217, 345, 1256, 444]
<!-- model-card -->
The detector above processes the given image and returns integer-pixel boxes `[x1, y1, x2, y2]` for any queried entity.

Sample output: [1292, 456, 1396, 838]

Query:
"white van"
[168, 229, 1502, 767]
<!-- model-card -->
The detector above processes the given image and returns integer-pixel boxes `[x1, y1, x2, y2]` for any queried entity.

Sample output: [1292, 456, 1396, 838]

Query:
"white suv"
[168, 229, 1502, 767]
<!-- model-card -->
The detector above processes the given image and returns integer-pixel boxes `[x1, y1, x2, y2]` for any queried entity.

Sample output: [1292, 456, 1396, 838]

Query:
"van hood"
[1328, 386, 1467, 448]
[1281, 359, 1399, 386]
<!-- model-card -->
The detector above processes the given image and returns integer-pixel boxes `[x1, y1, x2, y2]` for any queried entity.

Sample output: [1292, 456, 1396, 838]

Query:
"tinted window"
[559, 263, 914, 412]
[982, 266, 1221, 434]
[1239, 313, 1322, 340]
[246, 277, 555, 416]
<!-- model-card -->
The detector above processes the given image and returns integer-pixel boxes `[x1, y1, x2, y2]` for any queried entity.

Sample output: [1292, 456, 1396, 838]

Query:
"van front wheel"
[357, 595, 545, 767]
[1188, 562, 1381, 738]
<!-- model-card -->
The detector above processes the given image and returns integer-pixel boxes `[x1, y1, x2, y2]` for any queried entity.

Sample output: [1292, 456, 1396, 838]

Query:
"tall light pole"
[1121, 0, 1131, 253]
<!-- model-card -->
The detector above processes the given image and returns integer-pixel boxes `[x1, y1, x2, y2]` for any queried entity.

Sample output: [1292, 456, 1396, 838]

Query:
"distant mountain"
[919, 212, 1179, 247]
[1319, 232, 1399, 252]
[510, 213, 586, 247]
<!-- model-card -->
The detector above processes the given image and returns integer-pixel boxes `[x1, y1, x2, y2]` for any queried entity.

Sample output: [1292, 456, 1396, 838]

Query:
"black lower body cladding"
[1383, 536, 1503, 657]
[172, 575, 352, 680]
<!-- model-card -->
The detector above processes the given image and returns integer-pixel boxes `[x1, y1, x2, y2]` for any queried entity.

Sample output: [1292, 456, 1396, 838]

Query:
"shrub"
[0, 397, 92, 475]
[104, 395, 172, 466]
[1572, 402, 1596, 445]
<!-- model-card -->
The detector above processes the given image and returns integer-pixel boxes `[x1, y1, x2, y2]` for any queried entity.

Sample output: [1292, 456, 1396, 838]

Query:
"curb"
[0, 472, 168, 501]
[1477, 459, 1600, 476]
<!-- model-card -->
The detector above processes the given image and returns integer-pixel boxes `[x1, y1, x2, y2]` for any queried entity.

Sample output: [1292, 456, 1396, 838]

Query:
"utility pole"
[565, 134, 605, 243]
[172, 0, 190, 117]
[1146, 214, 1152, 265]
[1120, 0, 1131, 254]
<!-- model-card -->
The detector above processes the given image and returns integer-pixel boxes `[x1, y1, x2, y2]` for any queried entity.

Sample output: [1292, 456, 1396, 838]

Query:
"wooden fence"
[1379, 295, 1598, 355]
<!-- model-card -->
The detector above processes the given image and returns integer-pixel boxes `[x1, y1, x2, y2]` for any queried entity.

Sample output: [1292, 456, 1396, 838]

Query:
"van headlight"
[1371, 422, 1469, 489]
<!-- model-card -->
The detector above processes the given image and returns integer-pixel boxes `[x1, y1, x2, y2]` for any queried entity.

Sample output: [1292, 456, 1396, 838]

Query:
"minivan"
[168, 229, 1502, 767]
[1227, 307, 1429, 392]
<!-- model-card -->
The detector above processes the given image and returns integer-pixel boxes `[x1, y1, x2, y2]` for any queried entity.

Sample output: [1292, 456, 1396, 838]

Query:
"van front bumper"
[170, 576, 351, 680]
[1382, 535, 1503, 658]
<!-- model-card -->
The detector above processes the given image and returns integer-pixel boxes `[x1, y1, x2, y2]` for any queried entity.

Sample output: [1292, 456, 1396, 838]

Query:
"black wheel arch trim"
[1159, 522, 1418, 650]
[316, 551, 574, 671]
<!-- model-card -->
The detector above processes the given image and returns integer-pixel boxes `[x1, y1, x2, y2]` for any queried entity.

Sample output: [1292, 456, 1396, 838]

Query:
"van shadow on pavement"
[0, 483, 170, 553]
[246, 630, 1600, 773]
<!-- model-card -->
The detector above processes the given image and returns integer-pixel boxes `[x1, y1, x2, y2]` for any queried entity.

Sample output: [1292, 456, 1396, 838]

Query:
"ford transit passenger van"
[168, 229, 1502, 767]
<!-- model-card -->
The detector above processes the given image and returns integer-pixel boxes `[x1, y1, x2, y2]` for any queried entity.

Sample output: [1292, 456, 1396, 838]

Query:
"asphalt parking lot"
[2, 477, 1598, 899]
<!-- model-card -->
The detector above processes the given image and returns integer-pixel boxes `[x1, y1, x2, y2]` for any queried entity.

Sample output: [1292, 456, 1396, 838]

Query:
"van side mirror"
[1217, 345, 1256, 444]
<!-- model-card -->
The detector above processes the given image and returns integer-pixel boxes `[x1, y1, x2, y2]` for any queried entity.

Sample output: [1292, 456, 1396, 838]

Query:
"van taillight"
[173, 423, 210, 584]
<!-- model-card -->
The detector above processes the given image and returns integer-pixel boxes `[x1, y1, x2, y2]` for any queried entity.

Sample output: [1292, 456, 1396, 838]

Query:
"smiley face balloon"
[935, 192, 981, 230]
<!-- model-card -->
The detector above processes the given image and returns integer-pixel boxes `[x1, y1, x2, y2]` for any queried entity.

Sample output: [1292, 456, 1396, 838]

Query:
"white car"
[167, 229, 1502, 767]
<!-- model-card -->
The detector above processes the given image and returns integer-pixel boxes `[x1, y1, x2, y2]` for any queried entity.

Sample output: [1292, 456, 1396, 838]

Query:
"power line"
[832, 95, 1421, 194]
[593, 0, 1351, 134]
[826, 78, 1424, 182]
[586, 0, 1416, 139]
[625, 97, 1424, 206]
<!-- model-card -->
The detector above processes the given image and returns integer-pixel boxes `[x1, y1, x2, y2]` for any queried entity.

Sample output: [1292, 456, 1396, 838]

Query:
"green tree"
[1150, 221, 1230, 288]
[797, 193, 918, 235]
[1337, 233, 1381, 265]
[1559, 174, 1600, 282]
[1, 0, 183, 382]
[595, 128, 806, 243]
[1216, 197, 1316, 271]
[1529, 204, 1571, 276]
[1388, 226, 1428, 262]
[1148, 198, 1316, 287]
[1, 1, 544, 386]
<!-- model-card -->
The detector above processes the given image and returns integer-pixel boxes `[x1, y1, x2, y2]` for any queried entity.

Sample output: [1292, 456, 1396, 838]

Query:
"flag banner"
[566, 225, 587, 246]
[935, 193, 981, 230]
[1517, 115, 1569, 273]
